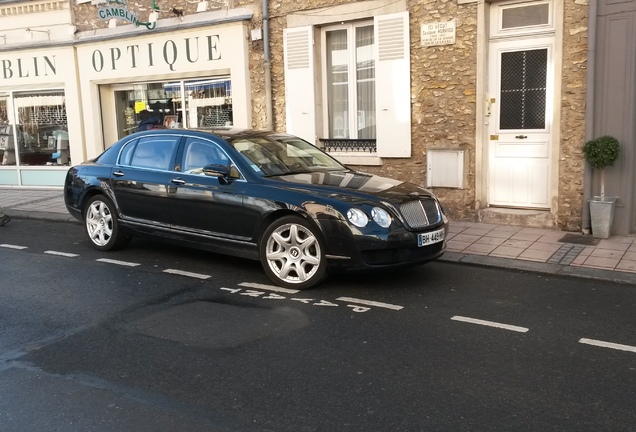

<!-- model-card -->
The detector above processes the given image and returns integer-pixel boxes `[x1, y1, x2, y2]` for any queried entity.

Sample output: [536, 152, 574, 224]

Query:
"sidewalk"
[2, 187, 636, 285]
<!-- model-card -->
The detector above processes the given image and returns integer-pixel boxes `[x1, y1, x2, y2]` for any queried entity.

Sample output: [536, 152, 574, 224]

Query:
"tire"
[259, 215, 327, 290]
[83, 195, 129, 251]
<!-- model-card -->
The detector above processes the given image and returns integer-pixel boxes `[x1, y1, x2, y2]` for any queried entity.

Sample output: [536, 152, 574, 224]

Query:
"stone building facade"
[0, 0, 591, 233]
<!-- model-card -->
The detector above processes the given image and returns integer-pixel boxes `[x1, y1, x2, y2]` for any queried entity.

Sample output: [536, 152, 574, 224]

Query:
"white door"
[488, 37, 554, 208]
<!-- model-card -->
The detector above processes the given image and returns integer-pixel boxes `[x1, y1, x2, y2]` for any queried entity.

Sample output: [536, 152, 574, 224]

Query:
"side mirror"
[202, 163, 230, 182]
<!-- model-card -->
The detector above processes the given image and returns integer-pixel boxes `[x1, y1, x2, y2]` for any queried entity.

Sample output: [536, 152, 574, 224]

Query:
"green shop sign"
[97, 0, 158, 30]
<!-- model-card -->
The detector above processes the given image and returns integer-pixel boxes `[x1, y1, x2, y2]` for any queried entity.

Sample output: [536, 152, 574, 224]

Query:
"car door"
[167, 137, 248, 239]
[110, 135, 181, 228]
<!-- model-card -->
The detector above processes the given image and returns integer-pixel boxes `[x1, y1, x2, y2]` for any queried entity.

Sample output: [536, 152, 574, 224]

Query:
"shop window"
[114, 77, 232, 140]
[12, 91, 70, 166]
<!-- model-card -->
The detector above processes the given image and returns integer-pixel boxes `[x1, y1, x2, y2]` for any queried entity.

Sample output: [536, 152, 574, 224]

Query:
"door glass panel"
[183, 78, 233, 128]
[326, 29, 349, 138]
[355, 25, 376, 139]
[500, 48, 547, 130]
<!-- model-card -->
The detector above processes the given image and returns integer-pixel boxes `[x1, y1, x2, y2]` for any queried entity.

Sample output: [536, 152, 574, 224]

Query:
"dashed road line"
[239, 282, 299, 294]
[336, 297, 404, 311]
[163, 269, 211, 279]
[451, 316, 529, 333]
[0, 244, 27, 250]
[579, 338, 636, 353]
[45, 250, 79, 258]
[96, 258, 141, 267]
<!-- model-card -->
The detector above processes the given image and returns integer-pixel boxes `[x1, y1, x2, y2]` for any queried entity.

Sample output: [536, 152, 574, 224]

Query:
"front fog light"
[347, 208, 369, 227]
[371, 207, 392, 228]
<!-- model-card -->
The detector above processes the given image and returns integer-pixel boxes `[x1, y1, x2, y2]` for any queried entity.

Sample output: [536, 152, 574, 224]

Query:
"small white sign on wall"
[420, 20, 456, 47]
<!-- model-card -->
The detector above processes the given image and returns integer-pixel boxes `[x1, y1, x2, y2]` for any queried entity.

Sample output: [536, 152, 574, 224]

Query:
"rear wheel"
[259, 216, 327, 290]
[83, 195, 128, 251]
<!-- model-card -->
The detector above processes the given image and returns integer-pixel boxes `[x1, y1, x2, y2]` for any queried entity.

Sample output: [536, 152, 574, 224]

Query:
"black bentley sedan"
[64, 129, 448, 289]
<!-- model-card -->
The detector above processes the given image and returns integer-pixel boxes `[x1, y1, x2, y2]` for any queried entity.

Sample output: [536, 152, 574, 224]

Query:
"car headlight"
[347, 208, 368, 228]
[371, 207, 392, 228]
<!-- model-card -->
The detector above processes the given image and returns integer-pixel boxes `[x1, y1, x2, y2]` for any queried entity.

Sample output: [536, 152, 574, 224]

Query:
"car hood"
[267, 170, 436, 203]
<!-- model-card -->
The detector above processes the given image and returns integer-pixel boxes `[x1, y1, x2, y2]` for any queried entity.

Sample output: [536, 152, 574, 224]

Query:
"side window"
[182, 138, 230, 174]
[118, 139, 138, 166]
[130, 136, 179, 170]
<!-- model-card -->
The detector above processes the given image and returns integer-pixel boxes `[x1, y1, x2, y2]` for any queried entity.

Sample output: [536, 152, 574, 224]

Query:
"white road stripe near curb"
[336, 297, 404, 311]
[239, 282, 299, 294]
[96, 258, 140, 267]
[45, 250, 79, 257]
[579, 338, 636, 353]
[451, 316, 529, 333]
[163, 269, 210, 280]
[0, 244, 27, 250]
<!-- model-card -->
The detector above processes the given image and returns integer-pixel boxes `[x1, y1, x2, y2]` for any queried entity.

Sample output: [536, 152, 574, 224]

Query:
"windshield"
[230, 135, 347, 176]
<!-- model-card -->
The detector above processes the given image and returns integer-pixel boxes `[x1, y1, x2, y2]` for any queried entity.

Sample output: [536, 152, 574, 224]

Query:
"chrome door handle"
[515, 135, 528, 139]
[171, 178, 186, 185]
[113, 170, 125, 177]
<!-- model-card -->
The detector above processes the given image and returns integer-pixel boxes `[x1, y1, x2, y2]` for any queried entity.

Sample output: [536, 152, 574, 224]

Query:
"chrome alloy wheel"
[265, 222, 322, 285]
[86, 199, 114, 247]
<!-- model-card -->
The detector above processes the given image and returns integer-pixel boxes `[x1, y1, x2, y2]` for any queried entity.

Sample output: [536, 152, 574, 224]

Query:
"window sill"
[328, 152, 383, 166]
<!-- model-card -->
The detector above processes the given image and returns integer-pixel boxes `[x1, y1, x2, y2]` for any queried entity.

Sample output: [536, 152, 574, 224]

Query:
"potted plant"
[583, 135, 620, 238]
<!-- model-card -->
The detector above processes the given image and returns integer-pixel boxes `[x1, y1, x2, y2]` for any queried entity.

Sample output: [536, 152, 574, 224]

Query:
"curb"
[439, 251, 636, 285]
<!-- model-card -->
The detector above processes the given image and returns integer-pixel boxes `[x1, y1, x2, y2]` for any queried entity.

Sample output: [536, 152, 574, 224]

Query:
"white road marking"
[96, 258, 141, 267]
[0, 244, 27, 250]
[336, 297, 404, 311]
[163, 269, 210, 279]
[45, 250, 79, 258]
[451, 316, 529, 333]
[579, 338, 636, 353]
[239, 282, 299, 294]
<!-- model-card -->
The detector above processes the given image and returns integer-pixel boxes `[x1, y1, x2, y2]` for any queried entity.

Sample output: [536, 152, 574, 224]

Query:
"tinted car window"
[129, 136, 179, 170]
[117, 139, 138, 166]
[182, 138, 231, 174]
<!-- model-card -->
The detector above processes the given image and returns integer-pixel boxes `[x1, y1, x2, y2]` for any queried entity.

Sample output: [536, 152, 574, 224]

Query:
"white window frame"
[320, 20, 375, 141]
[490, 0, 554, 39]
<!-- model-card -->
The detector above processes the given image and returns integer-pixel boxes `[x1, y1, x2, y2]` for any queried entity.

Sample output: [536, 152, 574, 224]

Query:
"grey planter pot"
[589, 197, 617, 239]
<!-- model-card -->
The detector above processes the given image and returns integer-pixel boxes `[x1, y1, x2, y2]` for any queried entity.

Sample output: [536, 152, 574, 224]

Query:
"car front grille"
[399, 198, 442, 230]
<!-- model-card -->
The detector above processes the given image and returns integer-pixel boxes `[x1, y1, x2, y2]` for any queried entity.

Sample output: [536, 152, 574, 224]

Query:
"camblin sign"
[97, 0, 157, 30]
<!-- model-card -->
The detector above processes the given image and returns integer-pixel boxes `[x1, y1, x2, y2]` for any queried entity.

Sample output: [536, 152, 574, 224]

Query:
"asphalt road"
[0, 218, 635, 431]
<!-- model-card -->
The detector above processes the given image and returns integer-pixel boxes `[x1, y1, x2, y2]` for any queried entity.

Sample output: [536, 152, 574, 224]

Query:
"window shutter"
[374, 12, 411, 157]
[283, 27, 317, 144]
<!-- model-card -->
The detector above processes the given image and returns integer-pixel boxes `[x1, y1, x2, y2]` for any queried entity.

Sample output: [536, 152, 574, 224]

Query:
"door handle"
[515, 135, 528, 139]
[171, 178, 186, 185]
[113, 170, 125, 177]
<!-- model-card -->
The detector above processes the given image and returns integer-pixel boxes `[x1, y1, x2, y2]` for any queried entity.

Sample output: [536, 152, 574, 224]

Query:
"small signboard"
[420, 20, 456, 47]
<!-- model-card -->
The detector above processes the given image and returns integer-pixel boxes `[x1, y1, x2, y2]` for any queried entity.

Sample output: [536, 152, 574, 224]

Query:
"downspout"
[582, 0, 598, 234]
[262, 0, 273, 131]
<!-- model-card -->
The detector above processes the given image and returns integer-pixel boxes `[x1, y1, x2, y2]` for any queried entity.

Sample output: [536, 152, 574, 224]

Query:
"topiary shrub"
[583, 135, 620, 200]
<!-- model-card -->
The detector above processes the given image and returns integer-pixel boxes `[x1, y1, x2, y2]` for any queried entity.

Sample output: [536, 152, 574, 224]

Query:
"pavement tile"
[474, 236, 506, 246]
[502, 239, 533, 248]
[484, 230, 514, 239]
[452, 233, 484, 243]
[462, 243, 498, 255]
[518, 249, 554, 262]
[518, 227, 549, 235]
[527, 242, 561, 253]
[581, 256, 619, 269]
[615, 260, 636, 273]
[462, 227, 493, 236]
[490, 246, 525, 258]
[510, 232, 542, 242]
[596, 239, 630, 251]
[622, 251, 636, 261]
[589, 248, 626, 259]
[447, 240, 471, 252]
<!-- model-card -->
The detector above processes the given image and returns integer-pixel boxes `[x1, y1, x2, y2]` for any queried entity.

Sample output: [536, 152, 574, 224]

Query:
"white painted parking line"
[164, 269, 210, 279]
[0, 244, 27, 250]
[96, 258, 141, 267]
[336, 297, 404, 311]
[579, 338, 636, 353]
[451, 316, 529, 333]
[239, 282, 299, 294]
[45, 250, 79, 258]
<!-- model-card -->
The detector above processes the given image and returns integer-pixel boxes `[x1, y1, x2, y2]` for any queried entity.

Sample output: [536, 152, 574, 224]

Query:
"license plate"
[417, 227, 445, 247]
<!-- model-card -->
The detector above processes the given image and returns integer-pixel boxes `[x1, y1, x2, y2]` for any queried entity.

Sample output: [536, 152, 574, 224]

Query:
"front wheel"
[83, 195, 129, 251]
[259, 216, 327, 290]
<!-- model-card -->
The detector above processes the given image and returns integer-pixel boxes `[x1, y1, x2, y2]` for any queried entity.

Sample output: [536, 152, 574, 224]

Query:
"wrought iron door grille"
[319, 138, 377, 153]
[500, 49, 547, 130]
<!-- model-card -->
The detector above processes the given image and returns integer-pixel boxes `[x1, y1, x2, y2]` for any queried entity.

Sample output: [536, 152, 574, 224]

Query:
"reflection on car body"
[64, 128, 449, 289]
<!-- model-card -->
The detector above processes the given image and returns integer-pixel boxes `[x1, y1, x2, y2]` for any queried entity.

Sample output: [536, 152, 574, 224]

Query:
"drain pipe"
[262, 0, 273, 131]
[582, 0, 597, 234]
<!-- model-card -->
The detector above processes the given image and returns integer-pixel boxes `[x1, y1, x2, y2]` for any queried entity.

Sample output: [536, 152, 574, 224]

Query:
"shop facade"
[73, 11, 253, 160]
